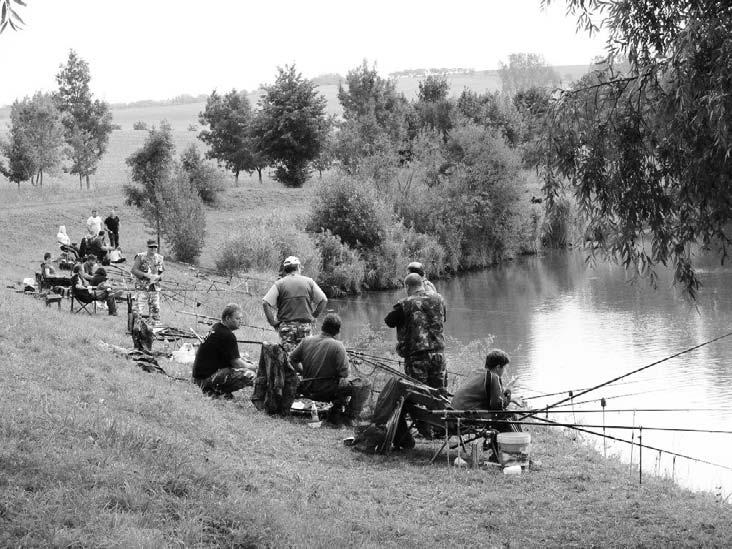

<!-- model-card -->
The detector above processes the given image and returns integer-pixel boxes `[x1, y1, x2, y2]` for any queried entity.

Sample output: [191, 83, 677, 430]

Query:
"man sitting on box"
[289, 313, 371, 427]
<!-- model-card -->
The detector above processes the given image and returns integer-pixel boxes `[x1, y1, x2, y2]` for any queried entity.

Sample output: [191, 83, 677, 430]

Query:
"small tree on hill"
[0, 92, 64, 187]
[54, 50, 113, 190]
[160, 163, 206, 262]
[499, 53, 560, 95]
[198, 89, 263, 185]
[253, 65, 328, 187]
[180, 144, 225, 205]
[124, 122, 175, 248]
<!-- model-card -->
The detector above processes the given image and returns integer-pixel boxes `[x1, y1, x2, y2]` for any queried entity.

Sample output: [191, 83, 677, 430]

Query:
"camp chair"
[408, 407, 500, 465]
[70, 285, 97, 315]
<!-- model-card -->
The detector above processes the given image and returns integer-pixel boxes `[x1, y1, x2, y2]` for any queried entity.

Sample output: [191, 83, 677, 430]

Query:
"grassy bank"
[1, 289, 731, 547]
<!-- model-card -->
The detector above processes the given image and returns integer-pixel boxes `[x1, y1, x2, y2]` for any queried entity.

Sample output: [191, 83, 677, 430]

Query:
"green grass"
[2, 289, 731, 547]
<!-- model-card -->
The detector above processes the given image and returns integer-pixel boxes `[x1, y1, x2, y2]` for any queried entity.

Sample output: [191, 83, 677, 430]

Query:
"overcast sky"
[0, 0, 607, 106]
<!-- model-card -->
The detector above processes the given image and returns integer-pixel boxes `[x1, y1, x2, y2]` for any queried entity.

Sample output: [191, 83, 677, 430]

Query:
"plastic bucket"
[497, 432, 531, 467]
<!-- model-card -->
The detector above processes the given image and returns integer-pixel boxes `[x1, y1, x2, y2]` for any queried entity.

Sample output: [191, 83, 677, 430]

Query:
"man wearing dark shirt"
[105, 208, 120, 248]
[192, 303, 256, 399]
[290, 313, 371, 427]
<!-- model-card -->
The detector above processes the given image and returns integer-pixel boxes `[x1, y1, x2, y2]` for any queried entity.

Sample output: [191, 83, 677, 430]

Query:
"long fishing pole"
[531, 416, 732, 472]
[520, 329, 732, 418]
[175, 310, 273, 331]
[347, 348, 467, 377]
[475, 419, 732, 435]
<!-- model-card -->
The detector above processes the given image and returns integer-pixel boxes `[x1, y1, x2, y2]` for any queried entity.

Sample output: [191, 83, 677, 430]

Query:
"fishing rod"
[519, 329, 732, 419]
[469, 418, 732, 436]
[347, 348, 467, 377]
[438, 407, 732, 415]
[531, 416, 732, 472]
[520, 377, 661, 400]
[544, 388, 672, 409]
[175, 310, 273, 331]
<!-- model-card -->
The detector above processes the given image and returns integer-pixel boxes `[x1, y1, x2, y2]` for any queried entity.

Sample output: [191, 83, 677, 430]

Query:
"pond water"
[329, 250, 732, 497]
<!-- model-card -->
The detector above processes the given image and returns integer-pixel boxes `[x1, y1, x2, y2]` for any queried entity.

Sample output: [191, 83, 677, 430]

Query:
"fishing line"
[529, 330, 732, 417]
[484, 419, 732, 435]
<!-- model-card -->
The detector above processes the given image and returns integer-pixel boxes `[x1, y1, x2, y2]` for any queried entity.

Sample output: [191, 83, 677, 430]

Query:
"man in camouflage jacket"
[384, 273, 447, 389]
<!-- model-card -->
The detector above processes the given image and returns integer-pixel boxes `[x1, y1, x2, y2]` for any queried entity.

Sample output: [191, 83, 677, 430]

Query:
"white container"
[503, 465, 522, 475]
[497, 432, 531, 467]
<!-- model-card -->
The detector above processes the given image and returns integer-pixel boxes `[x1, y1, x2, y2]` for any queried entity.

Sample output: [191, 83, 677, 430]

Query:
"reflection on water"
[330, 250, 732, 496]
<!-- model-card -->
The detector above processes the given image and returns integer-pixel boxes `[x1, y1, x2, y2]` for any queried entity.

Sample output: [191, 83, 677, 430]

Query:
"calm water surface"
[330, 250, 732, 496]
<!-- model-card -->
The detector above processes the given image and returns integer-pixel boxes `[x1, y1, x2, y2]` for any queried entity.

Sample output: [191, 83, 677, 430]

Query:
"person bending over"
[384, 273, 447, 390]
[289, 313, 371, 427]
[70, 264, 118, 315]
[192, 303, 256, 399]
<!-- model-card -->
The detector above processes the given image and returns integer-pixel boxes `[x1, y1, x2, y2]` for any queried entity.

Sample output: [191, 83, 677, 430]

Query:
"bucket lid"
[497, 432, 531, 444]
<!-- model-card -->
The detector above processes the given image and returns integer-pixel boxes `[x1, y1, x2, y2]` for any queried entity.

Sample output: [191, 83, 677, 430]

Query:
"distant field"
[0, 65, 591, 190]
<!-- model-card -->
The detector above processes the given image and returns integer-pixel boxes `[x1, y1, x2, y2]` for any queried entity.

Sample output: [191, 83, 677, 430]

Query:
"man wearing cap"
[384, 273, 447, 389]
[131, 239, 165, 323]
[262, 256, 327, 352]
[407, 261, 437, 294]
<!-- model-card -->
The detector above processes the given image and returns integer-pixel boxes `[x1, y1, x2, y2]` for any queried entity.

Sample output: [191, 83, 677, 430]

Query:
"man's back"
[290, 334, 349, 395]
[391, 291, 445, 356]
[264, 274, 324, 323]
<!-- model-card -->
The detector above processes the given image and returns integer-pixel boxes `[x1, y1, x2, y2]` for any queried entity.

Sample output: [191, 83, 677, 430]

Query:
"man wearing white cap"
[263, 256, 328, 352]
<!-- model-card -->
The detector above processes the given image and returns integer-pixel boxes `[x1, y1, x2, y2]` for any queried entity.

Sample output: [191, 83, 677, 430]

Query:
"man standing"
[289, 313, 371, 427]
[384, 273, 447, 389]
[262, 256, 327, 352]
[105, 207, 120, 249]
[131, 239, 165, 323]
[86, 209, 103, 237]
[192, 303, 256, 399]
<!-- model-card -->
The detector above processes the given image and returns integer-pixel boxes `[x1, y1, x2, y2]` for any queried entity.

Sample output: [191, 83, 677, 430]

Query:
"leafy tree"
[0, 0, 25, 33]
[499, 53, 560, 95]
[253, 65, 328, 187]
[124, 122, 175, 248]
[159, 163, 206, 262]
[334, 61, 412, 176]
[54, 50, 113, 190]
[542, 0, 732, 296]
[198, 89, 264, 185]
[414, 75, 454, 139]
[0, 130, 34, 187]
[0, 92, 64, 186]
[180, 144, 225, 205]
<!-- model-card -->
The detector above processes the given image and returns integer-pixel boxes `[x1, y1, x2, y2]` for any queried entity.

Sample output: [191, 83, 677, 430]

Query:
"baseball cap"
[283, 256, 301, 267]
[147, 239, 158, 247]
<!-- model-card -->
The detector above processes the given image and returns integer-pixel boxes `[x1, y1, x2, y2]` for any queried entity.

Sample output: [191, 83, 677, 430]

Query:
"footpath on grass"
[1, 287, 731, 547]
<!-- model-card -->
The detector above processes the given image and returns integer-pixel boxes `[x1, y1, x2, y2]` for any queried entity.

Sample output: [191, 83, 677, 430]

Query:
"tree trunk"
[79, 174, 83, 190]
[86, 174, 90, 190]
[234, 170, 239, 186]
[257, 168, 262, 183]
[39, 170, 43, 187]
[156, 214, 161, 250]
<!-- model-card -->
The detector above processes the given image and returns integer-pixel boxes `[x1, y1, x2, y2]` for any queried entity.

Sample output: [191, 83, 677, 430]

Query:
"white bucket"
[497, 432, 531, 467]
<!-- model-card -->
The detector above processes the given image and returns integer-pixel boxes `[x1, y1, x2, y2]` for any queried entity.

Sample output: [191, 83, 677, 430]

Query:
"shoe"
[222, 393, 234, 400]
[109, 312, 118, 316]
[339, 417, 358, 429]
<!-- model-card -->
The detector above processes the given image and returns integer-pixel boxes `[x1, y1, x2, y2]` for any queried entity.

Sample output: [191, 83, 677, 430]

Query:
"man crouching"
[290, 313, 371, 427]
[192, 303, 256, 399]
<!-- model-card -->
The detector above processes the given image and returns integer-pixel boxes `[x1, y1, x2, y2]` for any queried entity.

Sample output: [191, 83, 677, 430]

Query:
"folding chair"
[70, 286, 97, 315]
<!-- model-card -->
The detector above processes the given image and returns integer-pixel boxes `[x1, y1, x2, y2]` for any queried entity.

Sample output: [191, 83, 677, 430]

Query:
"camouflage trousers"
[277, 321, 313, 353]
[194, 368, 254, 397]
[134, 289, 161, 322]
[405, 350, 446, 389]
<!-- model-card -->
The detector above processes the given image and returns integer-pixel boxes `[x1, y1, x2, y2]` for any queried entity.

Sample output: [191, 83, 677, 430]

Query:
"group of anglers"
[190, 255, 517, 447]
